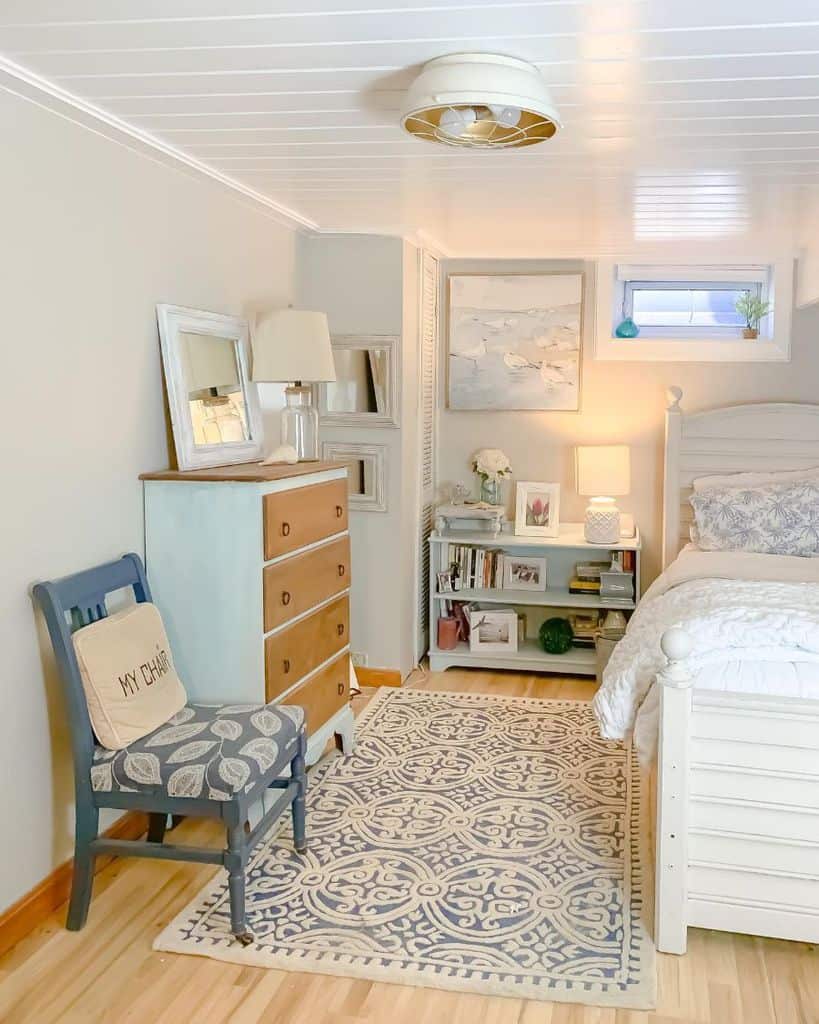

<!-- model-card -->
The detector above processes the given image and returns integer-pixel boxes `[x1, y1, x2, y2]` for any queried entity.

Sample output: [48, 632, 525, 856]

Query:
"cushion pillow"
[693, 466, 819, 493]
[72, 603, 187, 749]
[689, 480, 819, 557]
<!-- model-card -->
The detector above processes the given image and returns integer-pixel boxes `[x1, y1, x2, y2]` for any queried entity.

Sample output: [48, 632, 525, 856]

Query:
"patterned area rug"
[154, 689, 655, 1009]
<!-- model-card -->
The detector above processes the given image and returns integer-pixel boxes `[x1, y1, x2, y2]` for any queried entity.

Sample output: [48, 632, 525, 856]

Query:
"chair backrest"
[32, 553, 153, 793]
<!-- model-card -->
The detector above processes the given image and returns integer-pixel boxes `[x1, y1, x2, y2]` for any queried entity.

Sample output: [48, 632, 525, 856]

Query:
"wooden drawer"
[265, 595, 349, 701]
[263, 479, 348, 560]
[280, 652, 350, 734]
[263, 537, 350, 632]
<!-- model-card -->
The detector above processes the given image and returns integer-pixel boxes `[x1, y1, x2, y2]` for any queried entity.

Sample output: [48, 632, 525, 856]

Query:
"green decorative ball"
[538, 617, 574, 654]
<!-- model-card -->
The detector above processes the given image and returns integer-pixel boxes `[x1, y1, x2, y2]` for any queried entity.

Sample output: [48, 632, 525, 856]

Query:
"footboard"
[655, 628, 819, 953]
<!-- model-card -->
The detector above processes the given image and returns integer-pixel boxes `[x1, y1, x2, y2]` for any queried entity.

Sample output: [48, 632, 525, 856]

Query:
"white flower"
[471, 448, 512, 481]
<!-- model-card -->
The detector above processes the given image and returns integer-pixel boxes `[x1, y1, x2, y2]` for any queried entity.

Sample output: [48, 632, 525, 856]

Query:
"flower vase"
[480, 477, 502, 506]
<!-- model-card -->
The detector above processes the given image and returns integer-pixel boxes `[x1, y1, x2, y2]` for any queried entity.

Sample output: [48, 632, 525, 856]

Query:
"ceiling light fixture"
[401, 53, 561, 149]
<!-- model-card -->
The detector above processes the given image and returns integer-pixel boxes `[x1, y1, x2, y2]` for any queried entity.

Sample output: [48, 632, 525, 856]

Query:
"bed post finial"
[659, 627, 693, 689]
[666, 386, 683, 412]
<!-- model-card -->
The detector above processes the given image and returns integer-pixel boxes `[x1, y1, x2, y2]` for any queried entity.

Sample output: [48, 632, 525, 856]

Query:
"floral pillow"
[689, 481, 819, 557]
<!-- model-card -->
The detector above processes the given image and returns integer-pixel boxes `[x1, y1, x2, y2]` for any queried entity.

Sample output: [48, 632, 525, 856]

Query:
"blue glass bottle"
[615, 317, 640, 338]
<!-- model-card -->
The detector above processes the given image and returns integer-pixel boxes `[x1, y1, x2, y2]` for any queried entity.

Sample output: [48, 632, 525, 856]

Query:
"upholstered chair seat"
[90, 703, 305, 800]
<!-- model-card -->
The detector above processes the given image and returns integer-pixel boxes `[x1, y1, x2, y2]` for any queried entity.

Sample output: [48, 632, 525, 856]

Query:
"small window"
[624, 281, 761, 338]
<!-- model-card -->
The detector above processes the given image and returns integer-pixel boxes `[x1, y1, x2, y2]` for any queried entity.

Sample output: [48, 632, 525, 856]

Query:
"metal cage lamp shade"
[401, 53, 561, 149]
[575, 445, 631, 544]
[251, 310, 336, 461]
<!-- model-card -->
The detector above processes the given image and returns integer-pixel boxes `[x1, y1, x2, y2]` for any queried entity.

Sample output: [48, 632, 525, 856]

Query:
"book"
[569, 577, 601, 593]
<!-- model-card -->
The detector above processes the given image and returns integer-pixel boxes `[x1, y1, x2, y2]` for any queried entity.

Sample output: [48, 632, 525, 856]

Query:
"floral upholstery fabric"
[690, 481, 819, 557]
[90, 703, 304, 801]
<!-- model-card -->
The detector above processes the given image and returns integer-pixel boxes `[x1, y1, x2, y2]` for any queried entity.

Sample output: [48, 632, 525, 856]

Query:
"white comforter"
[593, 546, 819, 762]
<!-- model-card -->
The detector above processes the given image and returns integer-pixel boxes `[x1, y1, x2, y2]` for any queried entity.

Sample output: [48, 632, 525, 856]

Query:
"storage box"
[599, 571, 634, 601]
[466, 604, 519, 653]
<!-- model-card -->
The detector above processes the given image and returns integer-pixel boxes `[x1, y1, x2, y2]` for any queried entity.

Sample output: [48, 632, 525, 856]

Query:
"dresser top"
[140, 460, 342, 483]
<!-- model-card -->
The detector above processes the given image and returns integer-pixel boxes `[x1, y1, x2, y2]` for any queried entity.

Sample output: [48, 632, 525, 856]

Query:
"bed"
[596, 387, 819, 954]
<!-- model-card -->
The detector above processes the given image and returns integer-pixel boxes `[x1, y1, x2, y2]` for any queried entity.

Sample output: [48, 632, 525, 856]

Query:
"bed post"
[662, 387, 683, 570]
[655, 626, 693, 955]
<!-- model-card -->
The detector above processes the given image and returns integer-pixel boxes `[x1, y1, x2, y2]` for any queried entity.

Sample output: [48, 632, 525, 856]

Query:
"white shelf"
[430, 522, 641, 551]
[428, 639, 597, 676]
[435, 586, 635, 611]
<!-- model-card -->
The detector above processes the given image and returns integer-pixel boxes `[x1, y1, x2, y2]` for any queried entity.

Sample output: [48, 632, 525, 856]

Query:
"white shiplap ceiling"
[2, 0, 818, 254]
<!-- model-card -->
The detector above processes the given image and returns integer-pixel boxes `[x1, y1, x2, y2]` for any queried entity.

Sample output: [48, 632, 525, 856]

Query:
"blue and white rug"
[155, 688, 655, 1009]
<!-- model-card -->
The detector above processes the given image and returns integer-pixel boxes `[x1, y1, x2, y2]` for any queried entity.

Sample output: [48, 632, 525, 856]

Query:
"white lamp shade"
[576, 445, 631, 497]
[251, 309, 336, 383]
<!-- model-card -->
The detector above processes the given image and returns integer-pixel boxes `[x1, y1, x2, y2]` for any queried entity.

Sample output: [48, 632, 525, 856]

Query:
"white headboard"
[663, 387, 819, 567]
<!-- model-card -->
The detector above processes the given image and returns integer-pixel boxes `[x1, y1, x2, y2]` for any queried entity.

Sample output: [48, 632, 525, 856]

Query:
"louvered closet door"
[416, 249, 439, 663]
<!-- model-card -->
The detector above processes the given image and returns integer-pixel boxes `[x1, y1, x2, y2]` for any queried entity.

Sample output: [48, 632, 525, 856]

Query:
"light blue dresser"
[141, 460, 354, 764]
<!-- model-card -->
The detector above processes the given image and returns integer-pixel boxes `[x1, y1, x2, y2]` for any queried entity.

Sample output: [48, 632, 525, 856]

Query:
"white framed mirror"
[314, 335, 399, 427]
[156, 304, 264, 470]
[321, 441, 387, 512]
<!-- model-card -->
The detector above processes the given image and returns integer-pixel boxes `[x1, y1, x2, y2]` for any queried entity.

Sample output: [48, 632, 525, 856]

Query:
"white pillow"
[693, 466, 819, 492]
[72, 603, 187, 749]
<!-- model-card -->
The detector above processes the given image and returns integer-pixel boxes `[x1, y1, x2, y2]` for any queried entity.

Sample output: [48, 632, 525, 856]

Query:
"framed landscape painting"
[446, 272, 583, 411]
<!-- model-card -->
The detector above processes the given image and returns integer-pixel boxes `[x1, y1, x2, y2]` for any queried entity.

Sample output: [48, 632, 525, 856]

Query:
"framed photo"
[503, 554, 548, 591]
[446, 272, 584, 411]
[515, 481, 560, 538]
[436, 570, 454, 594]
[466, 606, 518, 654]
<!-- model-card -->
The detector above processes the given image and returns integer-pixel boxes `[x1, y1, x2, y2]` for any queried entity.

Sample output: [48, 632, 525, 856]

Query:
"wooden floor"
[1, 668, 817, 1023]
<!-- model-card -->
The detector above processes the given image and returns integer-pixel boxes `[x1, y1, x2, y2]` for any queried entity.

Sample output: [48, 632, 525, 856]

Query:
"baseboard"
[0, 810, 148, 958]
[354, 667, 402, 688]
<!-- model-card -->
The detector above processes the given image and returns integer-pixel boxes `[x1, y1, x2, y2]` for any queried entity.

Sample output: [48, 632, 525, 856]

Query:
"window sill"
[595, 336, 789, 362]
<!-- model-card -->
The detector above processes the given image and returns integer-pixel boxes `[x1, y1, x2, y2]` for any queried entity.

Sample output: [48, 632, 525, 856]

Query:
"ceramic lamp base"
[584, 498, 621, 544]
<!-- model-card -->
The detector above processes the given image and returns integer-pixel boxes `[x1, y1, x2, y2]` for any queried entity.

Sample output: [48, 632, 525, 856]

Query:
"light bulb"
[488, 105, 521, 127]
[439, 106, 477, 138]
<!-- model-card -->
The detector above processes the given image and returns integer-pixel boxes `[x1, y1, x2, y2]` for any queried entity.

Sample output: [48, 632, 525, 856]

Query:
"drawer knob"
[281, 591, 291, 606]
[335, 505, 343, 518]
[337, 623, 345, 637]
[337, 564, 346, 578]
[337, 682, 345, 696]
[281, 522, 291, 537]
[283, 658, 291, 674]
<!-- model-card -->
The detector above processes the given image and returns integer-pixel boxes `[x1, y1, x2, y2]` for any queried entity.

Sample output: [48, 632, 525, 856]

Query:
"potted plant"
[735, 293, 771, 340]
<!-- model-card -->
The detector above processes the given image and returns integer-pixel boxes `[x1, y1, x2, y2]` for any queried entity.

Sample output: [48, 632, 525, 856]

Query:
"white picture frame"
[314, 335, 399, 428]
[503, 554, 548, 591]
[467, 607, 519, 653]
[156, 304, 264, 471]
[515, 481, 561, 538]
[320, 441, 387, 512]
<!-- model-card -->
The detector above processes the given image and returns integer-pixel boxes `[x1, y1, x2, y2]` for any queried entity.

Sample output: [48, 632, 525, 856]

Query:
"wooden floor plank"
[1, 668, 816, 1023]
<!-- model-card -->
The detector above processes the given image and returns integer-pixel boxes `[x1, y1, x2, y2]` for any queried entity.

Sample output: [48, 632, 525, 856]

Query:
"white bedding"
[593, 546, 819, 762]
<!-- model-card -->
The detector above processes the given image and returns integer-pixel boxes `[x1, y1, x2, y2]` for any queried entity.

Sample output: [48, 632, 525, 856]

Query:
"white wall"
[296, 234, 420, 676]
[438, 259, 819, 586]
[0, 88, 296, 914]
[796, 188, 819, 309]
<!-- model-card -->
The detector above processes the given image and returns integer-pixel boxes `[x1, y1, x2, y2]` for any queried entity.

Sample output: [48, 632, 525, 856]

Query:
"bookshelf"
[428, 522, 641, 676]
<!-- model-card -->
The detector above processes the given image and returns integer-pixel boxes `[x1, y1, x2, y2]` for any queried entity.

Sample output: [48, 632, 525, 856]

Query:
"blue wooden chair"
[33, 553, 307, 945]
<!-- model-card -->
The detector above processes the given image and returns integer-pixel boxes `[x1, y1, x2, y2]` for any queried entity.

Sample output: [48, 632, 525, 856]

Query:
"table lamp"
[575, 445, 631, 544]
[251, 309, 336, 461]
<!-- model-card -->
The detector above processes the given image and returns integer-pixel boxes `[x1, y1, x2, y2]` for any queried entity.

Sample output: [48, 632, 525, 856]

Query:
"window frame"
[593, 259, 792, 364]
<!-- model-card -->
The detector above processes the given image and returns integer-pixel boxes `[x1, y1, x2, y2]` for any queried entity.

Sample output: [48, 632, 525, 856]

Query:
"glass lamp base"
[281, 386, 319, 461]
[584, 498, 621, 544]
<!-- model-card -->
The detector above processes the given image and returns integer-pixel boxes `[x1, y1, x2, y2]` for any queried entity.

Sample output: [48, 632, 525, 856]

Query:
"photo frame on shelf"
[314, 335, 399, 427]
[514, 481, 561, 538]
[466, 606, 519, 654]
[502, 554, 548, 591]
[320, 441, 387, 512]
